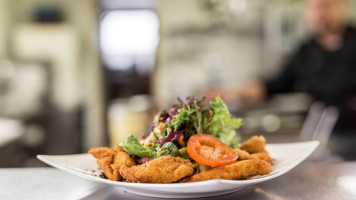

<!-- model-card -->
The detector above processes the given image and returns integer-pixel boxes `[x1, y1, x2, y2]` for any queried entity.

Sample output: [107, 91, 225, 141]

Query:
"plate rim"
[37, 140, 320, 188]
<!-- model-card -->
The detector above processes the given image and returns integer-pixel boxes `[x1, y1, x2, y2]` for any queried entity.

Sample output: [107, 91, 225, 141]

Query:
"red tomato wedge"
[187, 134, 238, 167]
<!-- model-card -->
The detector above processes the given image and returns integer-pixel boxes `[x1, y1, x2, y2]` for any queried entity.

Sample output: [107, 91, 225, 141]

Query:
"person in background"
[206, 0, 356, 160]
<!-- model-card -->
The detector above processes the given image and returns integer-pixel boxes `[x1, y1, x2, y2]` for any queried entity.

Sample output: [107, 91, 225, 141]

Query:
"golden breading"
[88, 147, 136, 181]
[89, 147, 116, 158]
[119, 157, 194, 183]
[240, 135, 267, 154]
[181, 160, 272, 183]
[234, 148, 273, 164]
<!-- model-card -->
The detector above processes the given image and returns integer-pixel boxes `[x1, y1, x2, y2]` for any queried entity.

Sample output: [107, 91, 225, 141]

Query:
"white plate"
[37, 141, 319, 198]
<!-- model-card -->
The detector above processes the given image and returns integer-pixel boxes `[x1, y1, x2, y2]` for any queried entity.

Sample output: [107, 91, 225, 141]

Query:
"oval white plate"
[37, 141, 319, 198]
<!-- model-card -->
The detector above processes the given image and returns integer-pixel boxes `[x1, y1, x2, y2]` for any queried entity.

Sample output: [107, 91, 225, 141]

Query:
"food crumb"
[100, 172, 107, 179]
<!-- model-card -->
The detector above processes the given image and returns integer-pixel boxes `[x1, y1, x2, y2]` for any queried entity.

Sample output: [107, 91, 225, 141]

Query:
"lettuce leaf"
[139, 96, 242, 157]
[168, 97, 214, 135]
[210, 96, 243, 148]
[157, 142, 181, 157]
[166, 96, 241, 148]
[168, 108, 195, 132]
[120, 135, 152, 158]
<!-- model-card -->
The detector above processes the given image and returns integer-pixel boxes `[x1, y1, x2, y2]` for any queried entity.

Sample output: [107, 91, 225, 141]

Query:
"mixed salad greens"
[120, 96, 243, 163]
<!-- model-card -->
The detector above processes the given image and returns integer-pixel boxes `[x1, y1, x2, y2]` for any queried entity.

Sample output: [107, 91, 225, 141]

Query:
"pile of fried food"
[89, 135, 273, 183]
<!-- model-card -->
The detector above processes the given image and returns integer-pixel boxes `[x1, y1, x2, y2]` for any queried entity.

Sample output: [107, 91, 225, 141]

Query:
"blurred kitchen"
[0, 0, 356, 167]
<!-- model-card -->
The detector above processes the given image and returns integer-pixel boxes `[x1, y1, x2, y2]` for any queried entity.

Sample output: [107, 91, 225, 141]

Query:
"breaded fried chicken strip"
[119, 157, 194, 183]
[88, 146, 136, 181]
[181, 160, 272, 183]
[240, 135, 267, 154]
[235, 135, 273, 164]
[234, 148, 273, 164]
[89, 147, 115, 158]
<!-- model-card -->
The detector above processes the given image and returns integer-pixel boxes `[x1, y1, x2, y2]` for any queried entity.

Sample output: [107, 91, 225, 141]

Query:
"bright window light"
[100, 10, 160, 72]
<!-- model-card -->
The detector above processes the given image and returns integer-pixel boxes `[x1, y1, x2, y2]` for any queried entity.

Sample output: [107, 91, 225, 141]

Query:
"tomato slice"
[187, 134, 238, 167]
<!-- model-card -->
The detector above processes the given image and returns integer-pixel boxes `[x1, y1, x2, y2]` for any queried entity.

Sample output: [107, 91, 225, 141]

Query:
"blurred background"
[0, 0, 355, 167]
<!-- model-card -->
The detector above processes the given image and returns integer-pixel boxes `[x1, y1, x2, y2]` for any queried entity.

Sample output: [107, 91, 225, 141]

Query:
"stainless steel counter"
[1, 162, 355, 200]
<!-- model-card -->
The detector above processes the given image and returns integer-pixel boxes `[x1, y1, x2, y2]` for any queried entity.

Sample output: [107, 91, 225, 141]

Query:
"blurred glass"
[108, 95, 152, 147]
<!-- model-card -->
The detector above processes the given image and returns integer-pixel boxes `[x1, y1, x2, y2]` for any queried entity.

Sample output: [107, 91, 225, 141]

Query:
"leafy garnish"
[157, 142, 181, 157]
[169, 97, 214, 135]
[120, 135, 152, 158]
[210, 96, 243, 148]
[156, 130, 184, 144]
[168, 108, 195, 132]
[121, 96, 243, 158]
[178, 147, 190, 159]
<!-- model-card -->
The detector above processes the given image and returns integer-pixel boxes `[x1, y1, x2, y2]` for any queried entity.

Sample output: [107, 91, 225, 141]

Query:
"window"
[100, 10, 160, 76]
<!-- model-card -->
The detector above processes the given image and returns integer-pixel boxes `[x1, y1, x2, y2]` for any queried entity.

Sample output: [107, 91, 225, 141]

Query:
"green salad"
[120, 96, 243, 164]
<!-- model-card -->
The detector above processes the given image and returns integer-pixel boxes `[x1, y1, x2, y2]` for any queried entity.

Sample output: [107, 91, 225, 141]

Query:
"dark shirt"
[265, 26, 356, 131]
